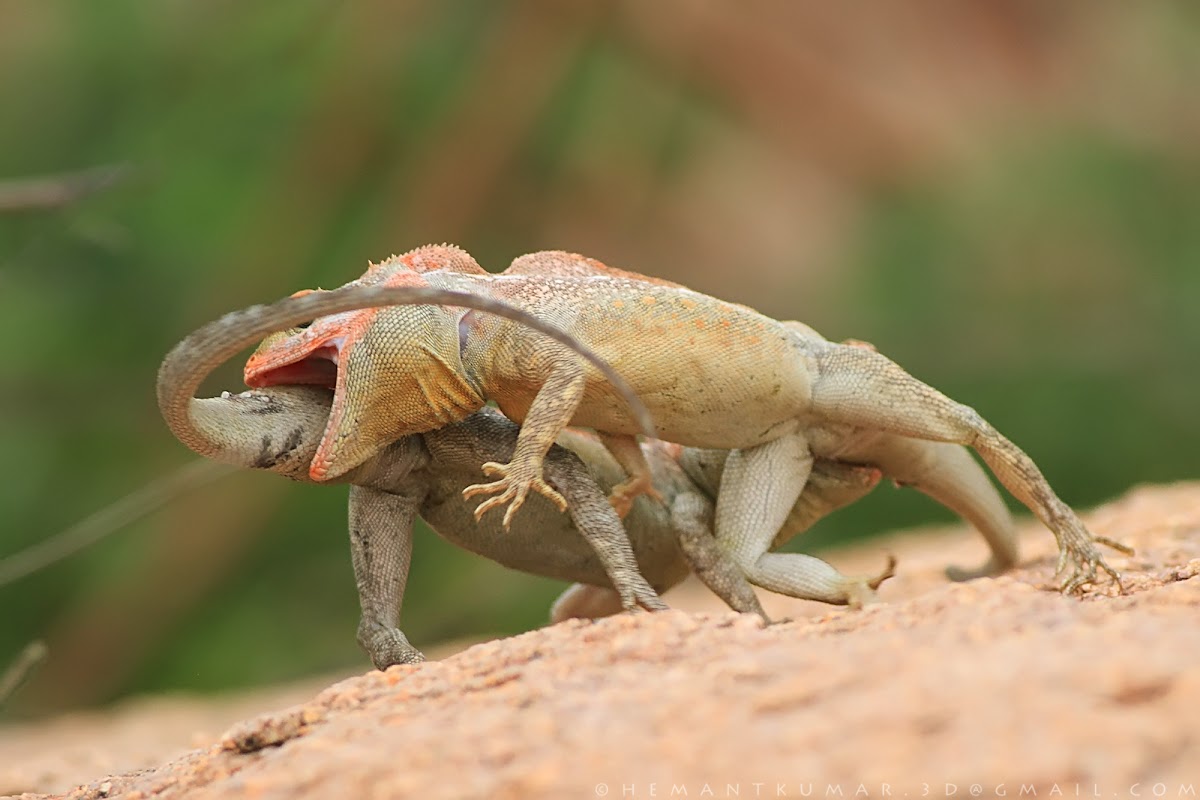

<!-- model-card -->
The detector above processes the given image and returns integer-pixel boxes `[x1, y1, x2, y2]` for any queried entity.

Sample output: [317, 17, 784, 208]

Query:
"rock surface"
[3, 482, 1199, 799]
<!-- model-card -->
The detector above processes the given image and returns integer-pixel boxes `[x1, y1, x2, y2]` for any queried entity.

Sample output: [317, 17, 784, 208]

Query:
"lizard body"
[246, 246, 1118, 592]
[157, 288, 1020, 666]
[158, 286, 894, 667]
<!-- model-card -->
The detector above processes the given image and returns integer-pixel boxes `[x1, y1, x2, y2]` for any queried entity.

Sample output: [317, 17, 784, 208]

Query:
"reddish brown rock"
[3, 483, 1199, 799]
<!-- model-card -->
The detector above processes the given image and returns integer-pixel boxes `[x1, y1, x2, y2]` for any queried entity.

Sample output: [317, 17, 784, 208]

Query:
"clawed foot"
[358, 621, 425, 671]
[846, 554, 898, 609]
[1055, 524, 1126, 595]
[463, 460, 568, 530]
[617, 575, 669, 613]
[868, 553, 898, 590]
[608, 474, 665, 518]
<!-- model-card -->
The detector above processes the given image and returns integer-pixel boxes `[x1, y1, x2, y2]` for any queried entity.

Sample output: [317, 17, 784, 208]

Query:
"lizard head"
[244, 271, 486, 481]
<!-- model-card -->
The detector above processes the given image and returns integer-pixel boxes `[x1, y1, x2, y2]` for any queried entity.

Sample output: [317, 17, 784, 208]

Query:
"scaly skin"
[157, 283, 663, 668]
[244, 245, 1124, 593]
[160, 280, 656, 475]
[161, 388, 1018, 662]
[160, 288, 915, 667]
[157, 285, 1032, 666]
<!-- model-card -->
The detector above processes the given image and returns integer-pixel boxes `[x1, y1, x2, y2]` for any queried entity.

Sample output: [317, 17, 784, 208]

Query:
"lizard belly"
[421, 488, 615, 583]
[419, 437, 691, 589]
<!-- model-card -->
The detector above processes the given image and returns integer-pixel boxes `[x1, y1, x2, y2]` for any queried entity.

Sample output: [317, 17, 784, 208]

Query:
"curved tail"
[157, 285, 656, 469]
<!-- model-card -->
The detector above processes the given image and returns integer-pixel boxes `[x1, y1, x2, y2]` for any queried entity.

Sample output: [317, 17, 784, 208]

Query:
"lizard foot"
[868, 553, 898, 590]
[608, 474, 665, 519]
[845, 554, 898, 610]
[463, 460, 568, 530]
[1054, 518, 1124, 596]
[357, 621, 425, 671]
[616, 572, 669, 614]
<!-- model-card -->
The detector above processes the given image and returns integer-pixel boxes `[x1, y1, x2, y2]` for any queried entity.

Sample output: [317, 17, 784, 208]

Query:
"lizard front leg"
[547, 489, 768, 623]
[544, 444, 668, 615]
[670, 491, 768, 618]
[349, 485, 424, 669]
[463, 364, 586, 529]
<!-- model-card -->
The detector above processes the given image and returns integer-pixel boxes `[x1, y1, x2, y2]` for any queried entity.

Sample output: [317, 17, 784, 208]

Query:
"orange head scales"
[243, 246, 488, 481]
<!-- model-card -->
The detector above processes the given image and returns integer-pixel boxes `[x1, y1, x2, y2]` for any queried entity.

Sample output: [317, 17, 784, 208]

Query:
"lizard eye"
[294, 320, 312, 329]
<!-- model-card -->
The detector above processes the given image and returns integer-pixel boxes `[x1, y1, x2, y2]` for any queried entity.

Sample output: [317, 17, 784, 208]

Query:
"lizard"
[243, 245, 1127, 594]
[156, 286, 931, 667]
[156, 282, 671, 666]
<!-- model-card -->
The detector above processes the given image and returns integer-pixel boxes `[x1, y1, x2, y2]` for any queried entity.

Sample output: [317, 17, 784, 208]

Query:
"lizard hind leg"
[858, 436, 1018, 582]
[670, 492, 769, 620]
[713, 433, 897, 609]
[713, 433, 819, 598]
[598, 432, 665, 518]
[550, 584, 625, 623]
[743, 551, 896, 609]
[809, 343, 1121, 594]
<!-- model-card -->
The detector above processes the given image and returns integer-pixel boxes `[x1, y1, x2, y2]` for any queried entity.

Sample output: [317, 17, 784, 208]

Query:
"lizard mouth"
[247, 346, 340, 389]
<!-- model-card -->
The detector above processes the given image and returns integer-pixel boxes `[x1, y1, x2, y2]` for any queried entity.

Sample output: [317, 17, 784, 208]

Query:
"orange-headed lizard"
[145, 281, 1029, 666]
[244, 245, 1129, 594]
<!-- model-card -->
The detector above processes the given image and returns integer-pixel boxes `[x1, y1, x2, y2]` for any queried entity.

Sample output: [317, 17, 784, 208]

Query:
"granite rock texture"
[3, 482, 1198, 799]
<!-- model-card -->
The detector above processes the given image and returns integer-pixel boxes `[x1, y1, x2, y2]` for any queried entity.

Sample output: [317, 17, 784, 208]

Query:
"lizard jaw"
[245, 333, 347, 390]
[243, 321, 373, 482]
[245, 347, 340, 388]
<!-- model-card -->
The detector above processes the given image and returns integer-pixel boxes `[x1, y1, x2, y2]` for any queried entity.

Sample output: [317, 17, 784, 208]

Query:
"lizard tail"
[157, 285, 656, 464]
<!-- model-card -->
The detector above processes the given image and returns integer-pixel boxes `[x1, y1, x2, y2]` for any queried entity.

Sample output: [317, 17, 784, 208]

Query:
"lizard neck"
[308, 304, 486, 481]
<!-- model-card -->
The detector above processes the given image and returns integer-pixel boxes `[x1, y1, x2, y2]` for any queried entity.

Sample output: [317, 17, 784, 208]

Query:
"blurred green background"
[1, 1, 1197, 715]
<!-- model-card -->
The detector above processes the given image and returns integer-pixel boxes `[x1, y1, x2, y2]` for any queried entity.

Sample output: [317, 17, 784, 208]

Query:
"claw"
[1056, 550, 1124, 596]
[462, 460, 568, 530]
[1100, 560, 1127, 595]
[843, 555, 899, 610]
[1095, 535, 1135, 557]
[1056, 548, 1094, 595]
[868, 554, 898, 590]
[607, 473, 665, 519]
[1050, 515, 1125, 596]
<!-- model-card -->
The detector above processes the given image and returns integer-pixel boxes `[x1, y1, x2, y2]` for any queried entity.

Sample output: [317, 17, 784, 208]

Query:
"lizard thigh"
[714, 433, 812, 574]
[711, 434, 894, 608]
